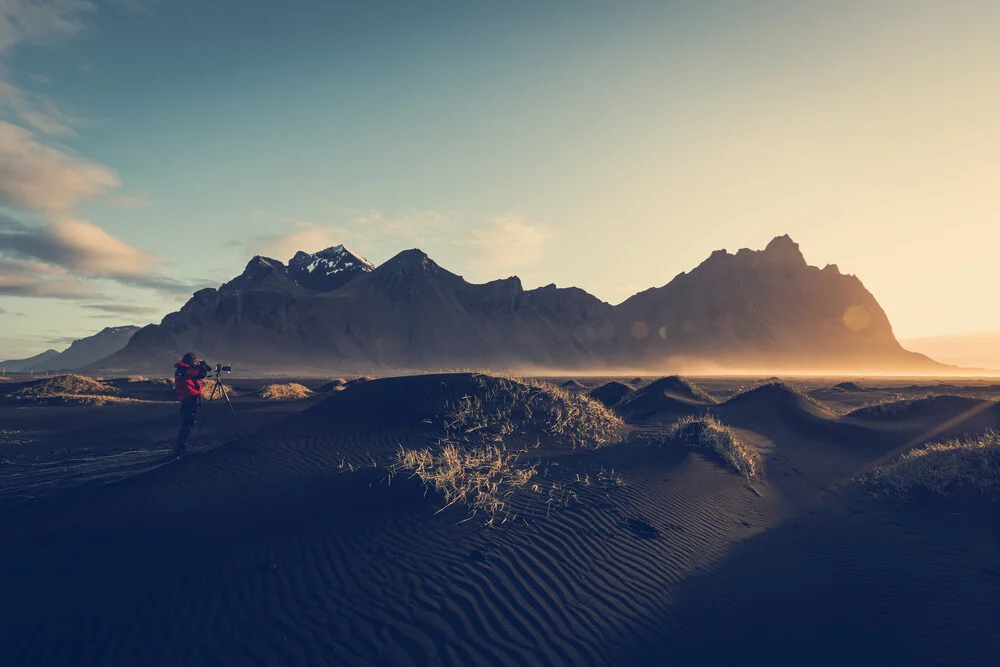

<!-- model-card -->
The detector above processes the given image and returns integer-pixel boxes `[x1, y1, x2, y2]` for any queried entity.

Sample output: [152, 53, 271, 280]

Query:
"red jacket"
[174, 361, 207, 400]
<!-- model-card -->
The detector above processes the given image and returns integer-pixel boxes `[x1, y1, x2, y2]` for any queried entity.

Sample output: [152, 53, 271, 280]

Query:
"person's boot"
[173, 438, 187, 457]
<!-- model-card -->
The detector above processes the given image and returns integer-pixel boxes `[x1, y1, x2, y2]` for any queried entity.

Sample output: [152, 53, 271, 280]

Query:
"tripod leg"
[219, 383, 245, 437]
[190, 380, 219, 447]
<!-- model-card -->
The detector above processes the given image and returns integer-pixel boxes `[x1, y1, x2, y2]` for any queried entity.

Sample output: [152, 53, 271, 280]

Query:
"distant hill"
[3, 327, 141, 374]
[1, 349, 60, 374]
[901, 331, 1000, 370]
[41, 326, 142, 372]
[94, 237, 948, 374]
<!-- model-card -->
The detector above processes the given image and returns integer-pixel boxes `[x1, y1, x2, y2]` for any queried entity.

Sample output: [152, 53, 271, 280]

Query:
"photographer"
[173, 352, 211, 456]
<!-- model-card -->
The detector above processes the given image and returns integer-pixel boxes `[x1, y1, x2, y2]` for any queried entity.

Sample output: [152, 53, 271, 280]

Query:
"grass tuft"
[866, 430, 1000, 500]
[395, 441, 536, 526]
[317, 378, 348, 392]
[256, 382, 313, 401]
[201, 382, 240, 400]
[665, 415, 760, 479]
[444, 374, 626, 448]
[5, 374, 140, 406]
[394, 373, 626, 526]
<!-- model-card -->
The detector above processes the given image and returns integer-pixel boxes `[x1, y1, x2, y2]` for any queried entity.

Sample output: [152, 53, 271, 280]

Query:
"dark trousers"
[176, 396, 201, 451]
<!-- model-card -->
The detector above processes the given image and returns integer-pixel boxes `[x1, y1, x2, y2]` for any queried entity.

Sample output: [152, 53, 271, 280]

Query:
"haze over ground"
[0, 1, 997, 367]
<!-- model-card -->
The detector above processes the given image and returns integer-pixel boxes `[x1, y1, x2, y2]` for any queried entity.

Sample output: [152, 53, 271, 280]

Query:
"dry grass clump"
[201, 382, 240, 400]
[866, 430, 1000, 500]
[126, 375, 171, 386]
[395, 442, 536, 526]
[665, 415, 760, 479]
[445, 374, 626, 448]
[317, 378, 348, 392]
[6, 374, 134, 406]
[256, 382, 313, 400]
[394, 373, 625, 526]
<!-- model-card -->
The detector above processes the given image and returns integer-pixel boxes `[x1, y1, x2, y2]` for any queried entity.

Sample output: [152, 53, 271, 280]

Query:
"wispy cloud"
[0, 1, 196, 305]
[248, 221, 358, 262]
[0, 215, 161, 276]
[81, 303, 161, 316]
[463, 215, 557, 273]
[0, 121, 118, 213]
[0, 214, 205, 297]
[0, 0, 96, 55]
[46, 333, 85, 345]
[0, 254, 102, 299]
[105, 0, 152, 16]
[0, 66, 90, 136]
[105, 192, 151, 208]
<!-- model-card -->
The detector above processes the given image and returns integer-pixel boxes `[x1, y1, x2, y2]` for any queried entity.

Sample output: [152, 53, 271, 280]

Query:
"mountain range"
[95, 237, 943, 374]
[2, 326, 141, 374]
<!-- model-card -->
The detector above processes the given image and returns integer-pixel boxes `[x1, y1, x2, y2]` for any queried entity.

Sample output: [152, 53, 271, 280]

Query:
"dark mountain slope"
[94, 237, 948, 373]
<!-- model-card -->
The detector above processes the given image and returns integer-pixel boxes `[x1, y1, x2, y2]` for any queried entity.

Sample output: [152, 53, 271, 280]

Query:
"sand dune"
[588, 381, 633, 408]
[0, 372, 997, 666]
[614, 375, 716, 421]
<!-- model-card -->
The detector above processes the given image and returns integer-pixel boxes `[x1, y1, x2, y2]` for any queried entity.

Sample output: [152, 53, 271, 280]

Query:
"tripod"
[190, 366, 245, 448]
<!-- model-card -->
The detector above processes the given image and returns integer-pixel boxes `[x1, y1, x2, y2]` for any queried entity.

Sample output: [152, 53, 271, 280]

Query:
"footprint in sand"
[625, 518, 661, 539]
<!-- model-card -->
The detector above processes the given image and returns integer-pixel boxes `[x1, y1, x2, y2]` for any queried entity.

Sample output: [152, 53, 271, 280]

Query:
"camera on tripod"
[198, 361, 232, 374]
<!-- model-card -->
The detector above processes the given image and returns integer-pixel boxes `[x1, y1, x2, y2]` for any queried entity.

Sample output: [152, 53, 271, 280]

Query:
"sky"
[0, 0, 998, 360]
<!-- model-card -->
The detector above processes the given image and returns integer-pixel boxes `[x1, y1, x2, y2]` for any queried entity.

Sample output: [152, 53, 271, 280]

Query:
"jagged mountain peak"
[96, 325, 142, 337]
[382, 248, 432, 267]
[762, 234, 806, 263]
[290, 244, 374, 270]
[287, 244, 374, 292]
[222, 255, 290, 290]
[239, 255, 287, 278]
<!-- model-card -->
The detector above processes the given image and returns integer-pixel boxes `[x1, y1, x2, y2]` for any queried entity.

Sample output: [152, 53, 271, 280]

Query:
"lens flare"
[842, 305, 872, 331]
[630, 320, 650, 338]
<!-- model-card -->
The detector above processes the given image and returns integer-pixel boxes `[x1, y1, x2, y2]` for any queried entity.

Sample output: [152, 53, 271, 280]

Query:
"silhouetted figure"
[174, 352, 210, 455]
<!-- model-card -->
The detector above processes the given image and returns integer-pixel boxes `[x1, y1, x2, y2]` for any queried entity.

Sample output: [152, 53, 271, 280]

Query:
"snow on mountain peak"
[298, 245, 375, 275]
[286, 245, 374, 292]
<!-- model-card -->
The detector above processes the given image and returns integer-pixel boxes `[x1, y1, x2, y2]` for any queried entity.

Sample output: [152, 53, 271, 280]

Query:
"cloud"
[46, 333, 83, 344]
[0, 215, 206, 297]
[0, 215, 161, 275]
[0, 2, 200, 306]
[0, 0, 96, 55]
[0, 121, 118, 213]
[0, 78, 89, 137]
[81, 302, 160, 316]
[106, 0, 152, 16]
[464, 215, 557, 274]
[247, 221, 356, 261]
[105, 192, 151, 207]
[0, 254, 102, 299]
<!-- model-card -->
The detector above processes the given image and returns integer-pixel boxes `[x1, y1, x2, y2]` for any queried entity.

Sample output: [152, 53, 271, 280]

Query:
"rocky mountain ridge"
[95, 237, 943, 373]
